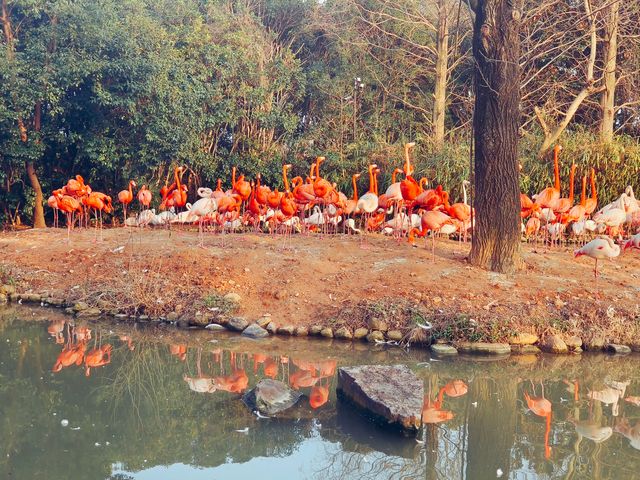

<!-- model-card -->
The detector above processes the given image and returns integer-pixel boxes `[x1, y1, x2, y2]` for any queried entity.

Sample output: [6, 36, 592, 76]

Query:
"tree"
[467, 0, 523, 273]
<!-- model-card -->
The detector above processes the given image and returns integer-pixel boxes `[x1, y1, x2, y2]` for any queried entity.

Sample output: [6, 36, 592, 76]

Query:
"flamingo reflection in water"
[183, 348, 217, 393]
[524, 381, 552, 459]
[52, 323, 86, 373]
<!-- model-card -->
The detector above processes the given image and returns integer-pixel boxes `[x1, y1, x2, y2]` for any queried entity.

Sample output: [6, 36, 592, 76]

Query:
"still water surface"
[1, 305, 639, 480]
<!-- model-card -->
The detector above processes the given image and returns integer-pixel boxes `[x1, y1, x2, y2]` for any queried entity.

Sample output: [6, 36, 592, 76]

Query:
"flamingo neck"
[568, 164, 575, 203]
[590, 169, 597, 202]
[282, 166, 290, 192]
[352, 176, 358, 202]
[367, 166, 375, 194]
[174, 168, 181, 192]
[580, 176, 586, 206]
[232, 167, 236, 186]
[216, 179, 222, 191]
[553, 148, 560, 192]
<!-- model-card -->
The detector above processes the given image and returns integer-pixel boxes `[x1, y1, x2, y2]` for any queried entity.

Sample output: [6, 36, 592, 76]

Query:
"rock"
[511, 345, 541, 354]
[22, 293, 41, 303]
[354, 328, 369, 340]
[430, 344, 458, 355]
[508, 333, 539, 345]
[242, 323, 270, 338]
[321, 327, 334, 338]
[584, 337, 605, 351]
[337, 365, 423, 432]
[277, 325, 295, 335]
[294, 326, 308, 336]
[73, 302, 89, 312]
[564, 336, 583, 350]
[0, 293, 7, 304]
[114, 313, 128, 319]
[457, 342, 511, 355]
[366, 331, 385, 343]
[138, 315, 150, 321]
[1, 284, 16, 295]
[367, 318, 388, 332]
[309, 325, 323, 336]
[573, 347, 583, 354]
[266, 322, 278, 334]
[242, 379, 303, 415]
[606, 344, 631, 354]
[76, 307, 102, 318]
[166, 312, 179, 322]
[48, 298, 65, 307]
[205, 323, 226, 331]
[335, 327, 353, 340]
[227, 317, 249, 332]
[177, 319, 191, 329]
[256, 316, 271, 329]
[64, 307, 75, 315]
[540, 335, 568, 354]
[387, 330, 403, 342]
[223, 292, 241, 304]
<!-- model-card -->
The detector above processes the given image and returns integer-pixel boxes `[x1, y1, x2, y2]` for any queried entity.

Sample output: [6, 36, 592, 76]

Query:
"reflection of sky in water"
[112, 436, 334, 480]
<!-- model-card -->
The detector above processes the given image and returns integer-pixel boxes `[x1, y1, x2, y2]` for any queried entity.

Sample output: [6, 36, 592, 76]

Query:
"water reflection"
[1, 307, 640, 480]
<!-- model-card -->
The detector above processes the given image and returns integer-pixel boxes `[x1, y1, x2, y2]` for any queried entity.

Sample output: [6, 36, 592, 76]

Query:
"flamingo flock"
[46, 143, 639, 272]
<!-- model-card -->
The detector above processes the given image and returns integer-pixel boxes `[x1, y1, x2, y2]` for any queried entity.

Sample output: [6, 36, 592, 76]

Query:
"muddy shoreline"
[1, 228, 639, 354]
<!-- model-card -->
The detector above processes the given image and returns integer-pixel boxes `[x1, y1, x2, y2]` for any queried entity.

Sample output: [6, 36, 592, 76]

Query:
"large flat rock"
[337, 365, 423, 433]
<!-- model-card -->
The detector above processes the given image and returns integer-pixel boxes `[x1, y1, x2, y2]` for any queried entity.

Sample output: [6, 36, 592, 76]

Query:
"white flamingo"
[574, 236, 621, 278]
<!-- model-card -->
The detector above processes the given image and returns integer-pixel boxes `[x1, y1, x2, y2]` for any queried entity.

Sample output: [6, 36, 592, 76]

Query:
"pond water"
[1, 305, 639, 480]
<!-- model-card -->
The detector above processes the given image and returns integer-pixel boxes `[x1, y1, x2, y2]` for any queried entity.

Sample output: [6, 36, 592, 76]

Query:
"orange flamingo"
[52, 341, 86, 372]
[584, 168, 598, 215]
[84, 344, 112, 377]
[55, 190, 82, 241]
[310, 384, 330, 409]
[408, 209, 454, 261]
[400, 142, 421, 203]
[524, 383, 552, 459]
[118, 180, 136, 223]
[535, 145, 562, 208]
[137, 185, 152, 210]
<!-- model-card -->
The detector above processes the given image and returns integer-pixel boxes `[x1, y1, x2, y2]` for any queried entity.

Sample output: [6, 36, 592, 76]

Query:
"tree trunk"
[26, 161, 46, 228]
[599, 0, 619, 143]
[432, 0, 449, 150]
[468, 0, 523, 273]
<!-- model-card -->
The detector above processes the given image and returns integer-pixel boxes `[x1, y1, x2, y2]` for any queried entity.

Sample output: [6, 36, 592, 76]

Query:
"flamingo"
[137, 185, 152, 210]
[551, 161, 575, 214]
[624, 233, 640, 251]
[118, 180, 136, 223]
[84, 344, 112, 377]
[55, 190, 82, 242]
[400, 142, 421, 204]
[188, 187, 218, 246]
[534, 144, 562, 208]
[47, 193, 60, 228]
[356, 164, 379, 231]
[524, 383, 552, 459]
[574, 236, 621, 278]
[408, 210, 454, 262]
[584, 168, 598, 215]
[84, 191, 112, 240]
[344, 173, 361, 218]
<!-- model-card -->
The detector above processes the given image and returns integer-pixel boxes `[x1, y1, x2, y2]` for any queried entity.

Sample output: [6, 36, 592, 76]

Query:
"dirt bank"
[1, 228, 639, 345]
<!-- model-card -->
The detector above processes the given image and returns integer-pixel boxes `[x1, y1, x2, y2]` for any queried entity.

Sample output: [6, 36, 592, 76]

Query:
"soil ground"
[1, 227, 639, 344]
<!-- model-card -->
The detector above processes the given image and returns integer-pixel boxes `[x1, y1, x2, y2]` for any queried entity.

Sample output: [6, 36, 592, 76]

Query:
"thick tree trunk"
[26, 161, 46, 228]
[432, 0, 449, 150]
[468, 0, 523, 273]
[599, 0, 619, 143]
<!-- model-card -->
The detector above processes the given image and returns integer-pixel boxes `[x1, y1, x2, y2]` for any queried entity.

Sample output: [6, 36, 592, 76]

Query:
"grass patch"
[202, 293, 239, 315]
